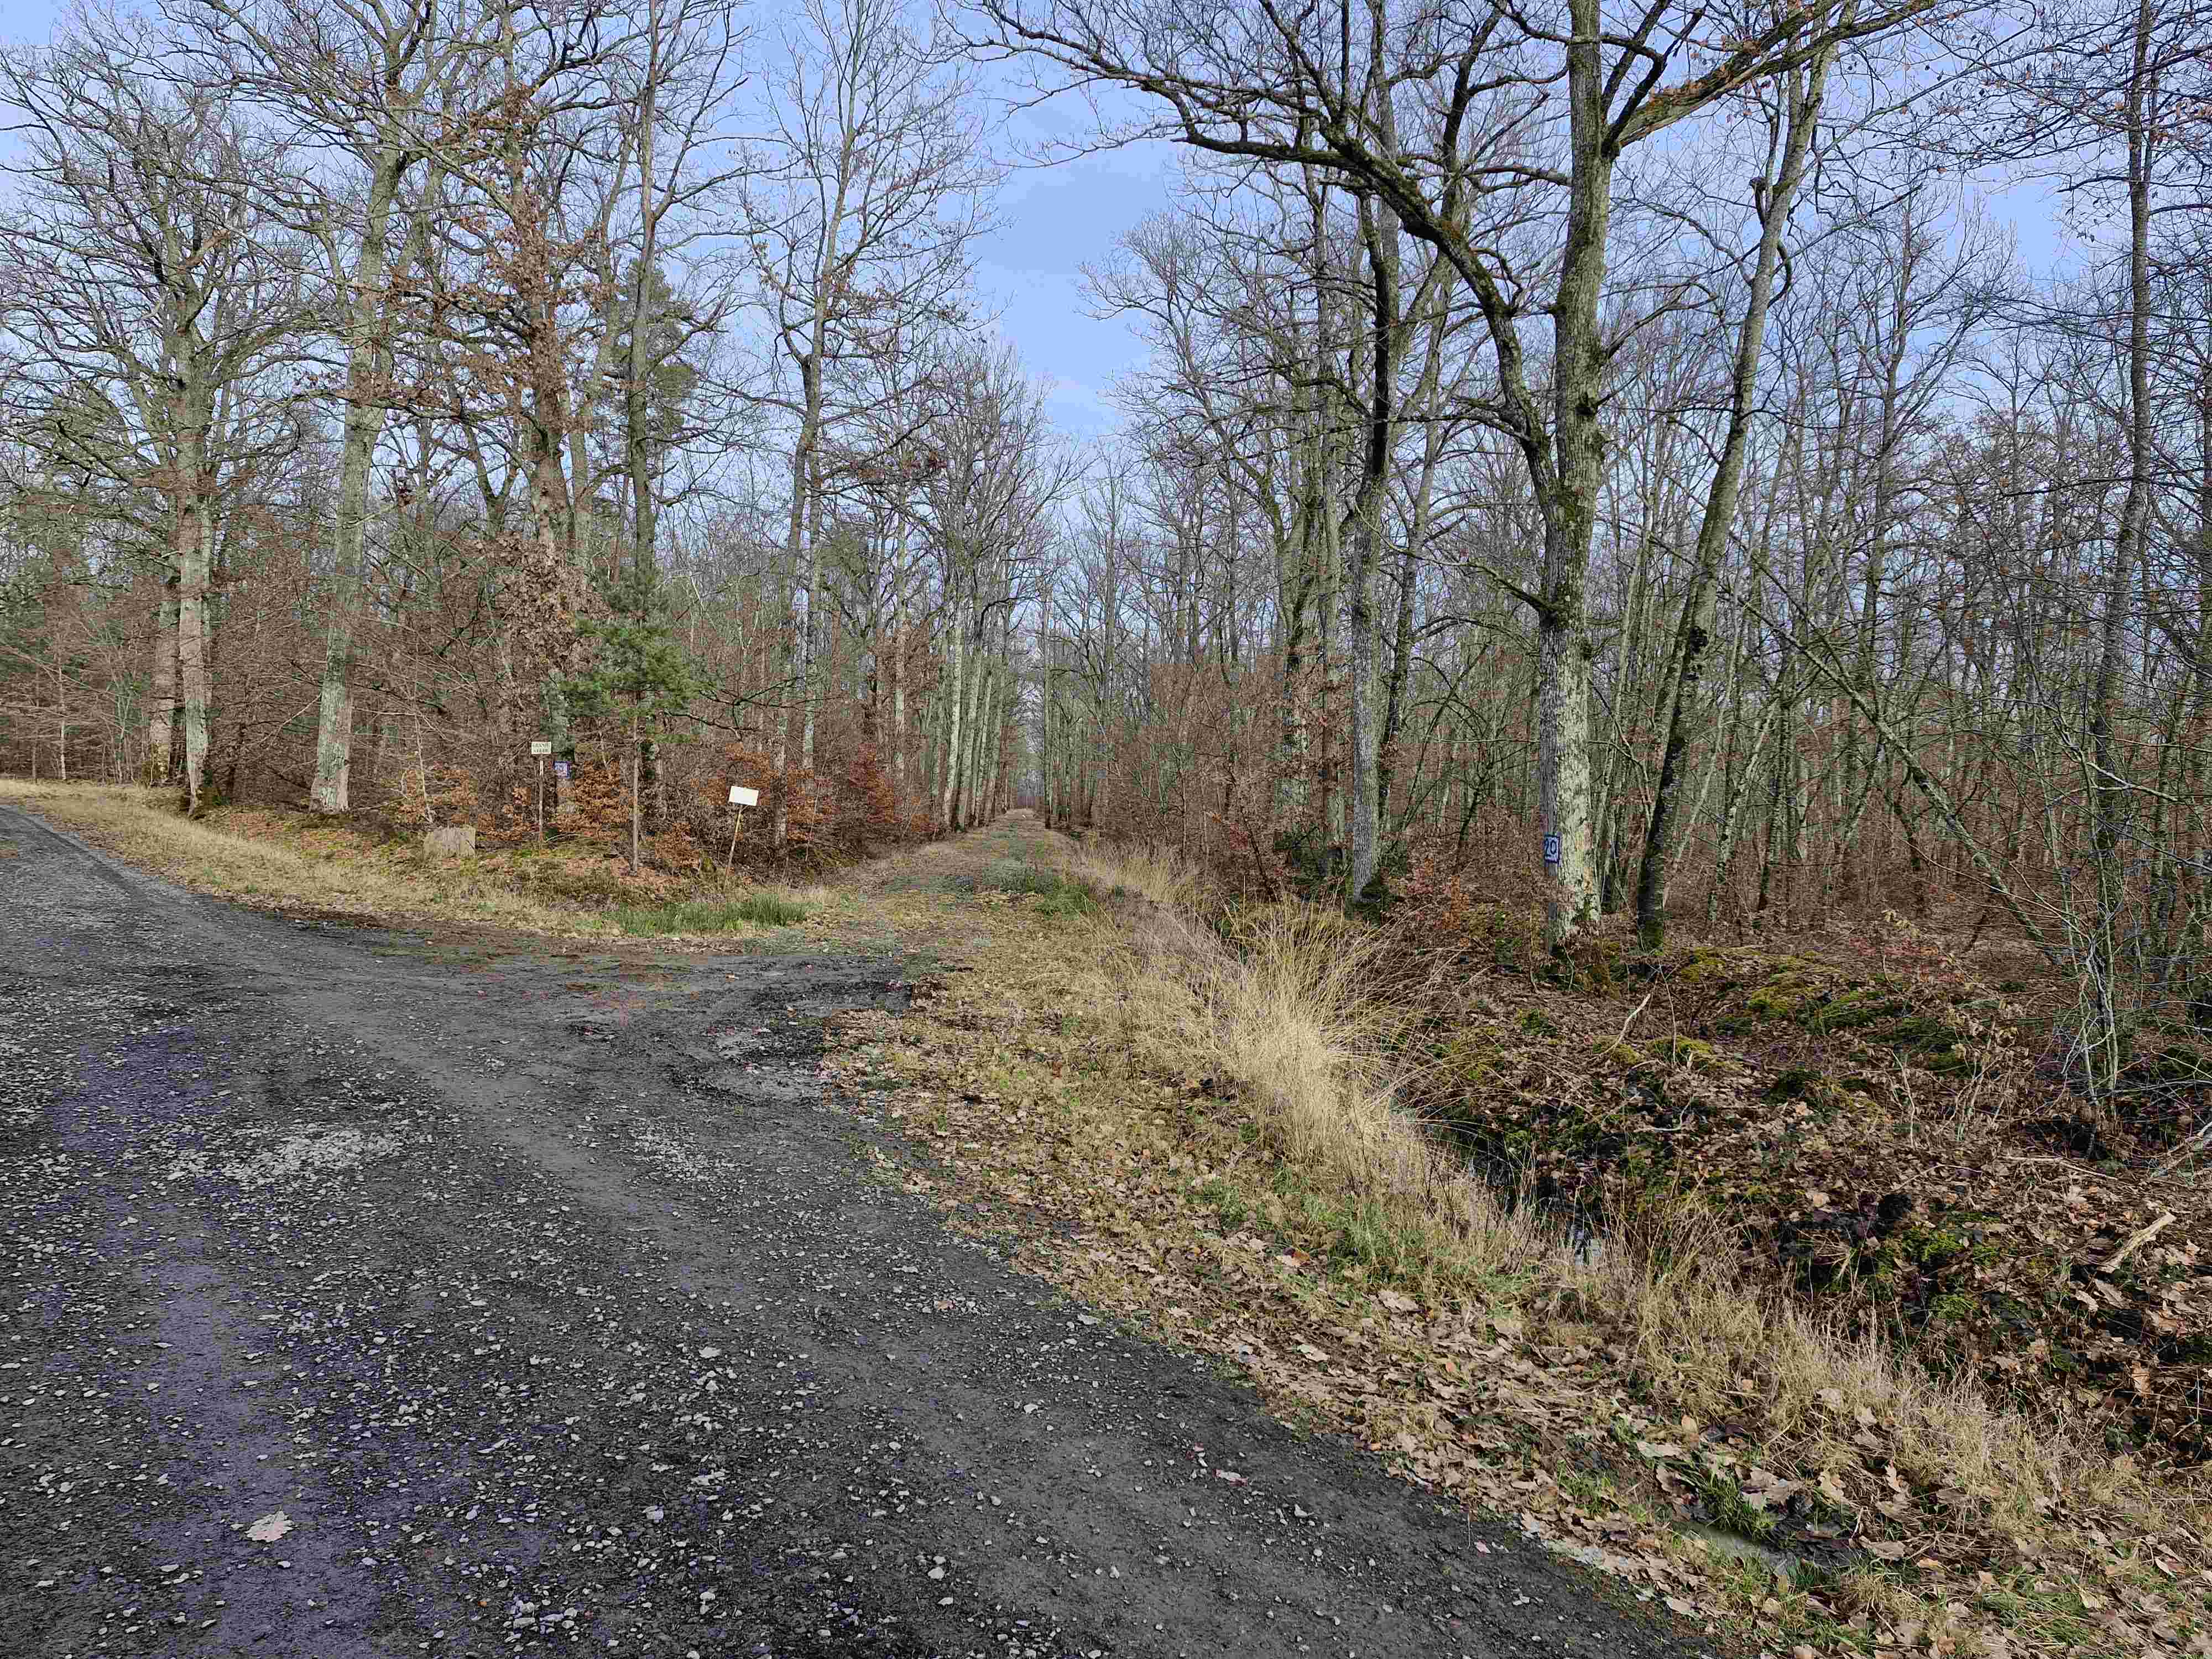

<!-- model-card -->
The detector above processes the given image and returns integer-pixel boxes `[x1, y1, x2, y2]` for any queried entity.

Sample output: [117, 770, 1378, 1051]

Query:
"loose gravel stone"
[1, 805, 1695, 1659]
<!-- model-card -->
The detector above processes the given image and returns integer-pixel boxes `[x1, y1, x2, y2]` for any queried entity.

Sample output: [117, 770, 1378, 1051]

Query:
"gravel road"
[0, 805, 1699, 1659]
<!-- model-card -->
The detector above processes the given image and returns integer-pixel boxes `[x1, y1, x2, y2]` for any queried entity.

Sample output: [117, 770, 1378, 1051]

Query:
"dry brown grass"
[1198, 901, 2207, 1652]
[0, 779, 820, 940]
[1160, 900, 1549, 1283]
[1066, 836, 1208, 910]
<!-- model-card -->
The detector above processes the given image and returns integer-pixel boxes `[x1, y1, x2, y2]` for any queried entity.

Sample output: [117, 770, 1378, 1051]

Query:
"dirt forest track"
[0, 804, 1698, 1659]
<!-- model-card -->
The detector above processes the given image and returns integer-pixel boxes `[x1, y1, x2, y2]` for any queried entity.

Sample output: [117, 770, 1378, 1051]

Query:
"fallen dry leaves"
[820, 821, 2212, 1659]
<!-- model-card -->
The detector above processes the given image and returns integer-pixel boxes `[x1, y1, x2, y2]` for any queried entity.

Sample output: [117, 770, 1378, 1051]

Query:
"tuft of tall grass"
[1069, 839, 1207, 910]
[1098, 878, 2198, 1589]
[609, 893, 809, 935]
[1131, 900, 1547, 1286]
[973, 857, 1073, 896]
[952, 853, 1110, 919]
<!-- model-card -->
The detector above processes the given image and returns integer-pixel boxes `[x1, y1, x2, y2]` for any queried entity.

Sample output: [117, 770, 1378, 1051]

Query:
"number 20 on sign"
[1542, 833, 1562, 865]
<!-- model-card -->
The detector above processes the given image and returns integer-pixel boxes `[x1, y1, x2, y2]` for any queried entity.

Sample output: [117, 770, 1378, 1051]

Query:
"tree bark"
[147, 575, 178, 785]
[1535, 0, 1618, 952]
[175, 497, 214, 811]
[938, 603, 966, 830]
[1634, 40, 1841, 948]
[310, 145, 423, 815]
[2084, 0, 2159, 1074]
[1343, 186, 1398, 908]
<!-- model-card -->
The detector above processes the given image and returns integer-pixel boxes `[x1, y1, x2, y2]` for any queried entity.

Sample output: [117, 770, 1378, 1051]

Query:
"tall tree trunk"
[176, 495, 214, 812]
[2083, 0, 2158, 1086]
[890, 520, 910, 796]
[2189, 286, 2212, 959]
[1276, 545, 1315, 821]
[309, 399, 385, 813]
[147, 573, 178, 785]
[1343, 186, 1397, 909]
[1634, 41, 1841, 947]
[309, 148, 424, 815]
[1376, 515, 1420, 841]
[777, 346, 825, 852]
[938, 604, 966, 830]
[629, 706, 643, 875]
[627, 60, 666, 833]
[961, 636, 993, 828]
[1038, 617, 1055, 826]
[1317, 467, 1340, 850]
[1536, 0, 1616, 951]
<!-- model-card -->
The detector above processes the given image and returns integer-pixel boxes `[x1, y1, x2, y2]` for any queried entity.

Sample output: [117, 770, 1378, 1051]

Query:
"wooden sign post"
[726, 784, 759, 872]
[531, 740, 553, 838]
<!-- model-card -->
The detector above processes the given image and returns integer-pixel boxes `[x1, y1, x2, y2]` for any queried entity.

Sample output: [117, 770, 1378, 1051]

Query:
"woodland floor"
[4, 779, 2210, 1659]
[1385, 908, 2212, 1467]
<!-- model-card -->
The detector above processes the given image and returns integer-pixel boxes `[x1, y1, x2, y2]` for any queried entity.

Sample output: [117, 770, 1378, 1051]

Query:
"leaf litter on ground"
[818, 817, 2212, 1659]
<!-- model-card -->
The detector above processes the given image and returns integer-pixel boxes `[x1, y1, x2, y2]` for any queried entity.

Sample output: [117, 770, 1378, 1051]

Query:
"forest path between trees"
[0, 802, 1697, 1659]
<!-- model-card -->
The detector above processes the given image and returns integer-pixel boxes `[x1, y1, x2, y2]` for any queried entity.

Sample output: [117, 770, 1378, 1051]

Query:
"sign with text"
[529, 740, 552, 756]
[554, 761, 570, 780]
[728, 786, 760, 808]
[1542, 833, 1562, 865]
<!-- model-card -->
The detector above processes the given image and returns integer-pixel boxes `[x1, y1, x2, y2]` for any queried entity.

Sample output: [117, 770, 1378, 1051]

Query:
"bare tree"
[0, 22, 305, 810]
[165, 0, 488, 815]
[916, 338, 1070, 826]
[741, 0, 998, 846]
[1630, 37, 1848, 947]
[967, 0, 1947, 948]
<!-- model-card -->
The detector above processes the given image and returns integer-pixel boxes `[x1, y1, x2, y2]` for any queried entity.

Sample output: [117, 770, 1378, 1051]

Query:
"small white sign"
[529, 740, 553, 756]
[728, 786, 759, 808]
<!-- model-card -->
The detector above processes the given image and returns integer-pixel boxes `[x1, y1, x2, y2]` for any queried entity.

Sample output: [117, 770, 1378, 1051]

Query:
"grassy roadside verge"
[8, 784, 2206, 1656]
[822, 819, 2212, 1659]
[0, 780, 825, 943]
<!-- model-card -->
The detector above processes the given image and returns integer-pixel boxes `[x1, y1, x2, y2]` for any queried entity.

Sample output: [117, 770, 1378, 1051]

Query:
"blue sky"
[967, 122, 1178, 441]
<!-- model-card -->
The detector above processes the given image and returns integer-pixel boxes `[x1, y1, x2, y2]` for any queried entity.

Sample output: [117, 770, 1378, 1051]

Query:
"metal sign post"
[531, 740, 553, 838]
[726, 785, 759, 873]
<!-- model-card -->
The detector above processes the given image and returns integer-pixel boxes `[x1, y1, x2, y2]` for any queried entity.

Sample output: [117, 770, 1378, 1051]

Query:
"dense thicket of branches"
[999, 0, 2209, 1084]
[1, 0, 1052, 866]
[4, 0, 2212, 1068]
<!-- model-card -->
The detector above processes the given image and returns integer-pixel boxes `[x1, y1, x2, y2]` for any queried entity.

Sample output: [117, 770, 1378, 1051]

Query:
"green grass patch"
[972, 856, 1102, 917]
[975, 857, 1067, 895]
[1035, 881, 1101, 919]
[608, 893, 809, 935]
[1691, 1464, 1779, 1541]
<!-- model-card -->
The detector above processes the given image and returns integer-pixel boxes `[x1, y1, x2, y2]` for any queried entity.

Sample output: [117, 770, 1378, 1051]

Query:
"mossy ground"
[1387, 924, 2212, 1469]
